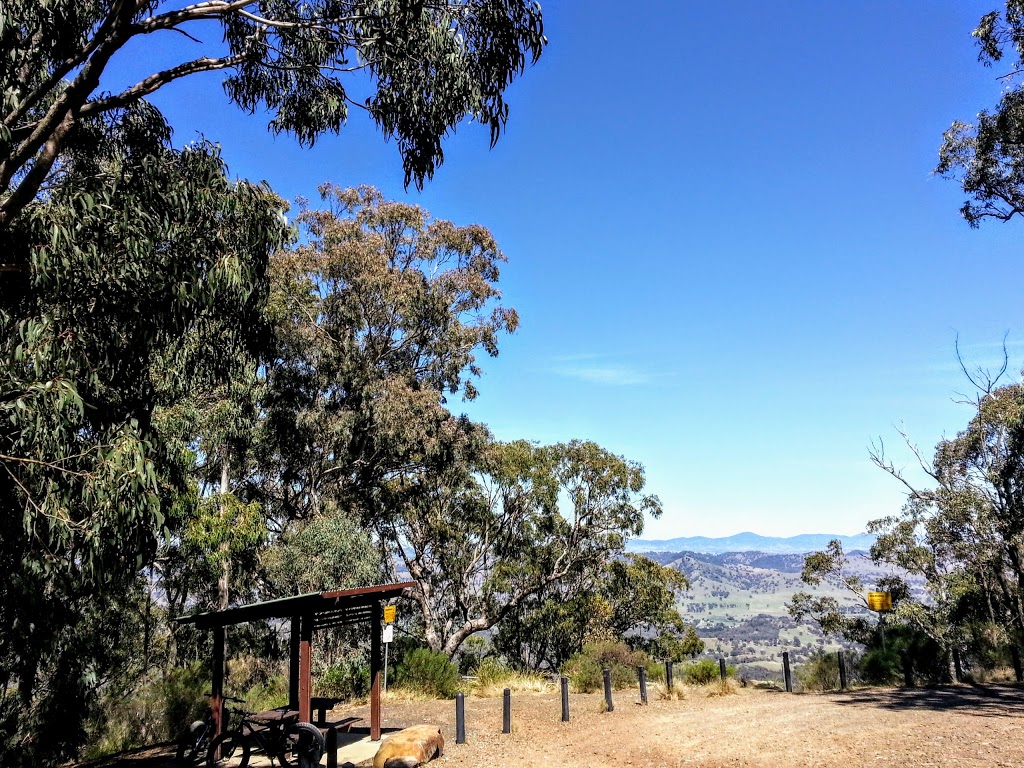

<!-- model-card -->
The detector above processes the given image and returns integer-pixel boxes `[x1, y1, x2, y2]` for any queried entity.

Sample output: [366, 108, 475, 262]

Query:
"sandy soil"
[357, 683, 1024, 768]
[87, 683, 1024, 768]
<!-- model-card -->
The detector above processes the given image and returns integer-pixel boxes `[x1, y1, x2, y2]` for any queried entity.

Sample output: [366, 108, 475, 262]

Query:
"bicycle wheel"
[206, 730, 250, 768]
[279, 722, 325, 768]
[176, 721, 209, 765]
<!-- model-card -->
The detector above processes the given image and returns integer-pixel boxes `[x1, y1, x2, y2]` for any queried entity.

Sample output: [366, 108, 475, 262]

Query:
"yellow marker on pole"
[867, 592, 892, 612]
[383, 604, 397, 624]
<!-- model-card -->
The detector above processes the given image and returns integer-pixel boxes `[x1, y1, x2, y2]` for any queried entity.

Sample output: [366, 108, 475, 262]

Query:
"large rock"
[372, 725, 444, 768]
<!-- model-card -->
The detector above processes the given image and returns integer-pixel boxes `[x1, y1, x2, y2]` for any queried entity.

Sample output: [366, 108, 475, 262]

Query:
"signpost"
[867, 591, 892, 649]
[382, 605, 396, 691]
[867, 592, 892, 612]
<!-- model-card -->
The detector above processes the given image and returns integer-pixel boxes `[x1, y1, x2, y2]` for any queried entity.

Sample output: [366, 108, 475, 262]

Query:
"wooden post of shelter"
[211, 625, 225, 738]
[299, 613, 313, 722]
[289, 616, 301, 709]
[370, 599, 383, 740]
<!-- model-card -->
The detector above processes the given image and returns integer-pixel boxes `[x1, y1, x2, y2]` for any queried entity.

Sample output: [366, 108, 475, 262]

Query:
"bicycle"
[206, 708, 325, 768]
[176, 694, 245, 766]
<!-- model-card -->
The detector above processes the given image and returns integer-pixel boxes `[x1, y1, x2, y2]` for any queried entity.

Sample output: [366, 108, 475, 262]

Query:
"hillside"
[638, 548, 921, 678]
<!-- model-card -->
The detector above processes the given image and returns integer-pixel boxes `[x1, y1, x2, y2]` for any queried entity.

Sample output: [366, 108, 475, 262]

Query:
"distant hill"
[626, 531, 875, 555]
[645, 548, 921, 678]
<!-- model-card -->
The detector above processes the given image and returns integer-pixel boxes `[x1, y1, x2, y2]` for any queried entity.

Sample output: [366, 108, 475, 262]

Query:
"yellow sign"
[383, 605, 396, 623]
[867, 592, 892, 612]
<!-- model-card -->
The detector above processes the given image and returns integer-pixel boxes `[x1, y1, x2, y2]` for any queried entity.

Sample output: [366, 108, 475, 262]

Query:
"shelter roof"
[175, 582, 414, 630]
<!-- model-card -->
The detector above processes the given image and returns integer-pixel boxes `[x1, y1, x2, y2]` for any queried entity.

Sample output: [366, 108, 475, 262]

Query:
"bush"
[396, 648, 462, 698]
[797, 651, 841, 692]
[682, 658, 734, 685]
[858, 626, 948, 686]
[562, 642, 649, 692]
[161, 662, 210, 737]
[317, 659, 370, 700]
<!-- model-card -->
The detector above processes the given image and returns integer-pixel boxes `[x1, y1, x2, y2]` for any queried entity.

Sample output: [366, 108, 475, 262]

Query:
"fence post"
[455, 692, 466, 744]
[560, 676, 570, 722]
[900, 649, 914, 687]
[719, 658, 727, 683]
[602, 667, 614, 712]
[326, 727, 338, 768]
[1012, 647, 1024, 683]
[782, 651, 793, 692]
[502, 688, 511, 734]
[837, 650, 847, 691]
[665, 661, 674, 692]
[637, 666, 648, 705]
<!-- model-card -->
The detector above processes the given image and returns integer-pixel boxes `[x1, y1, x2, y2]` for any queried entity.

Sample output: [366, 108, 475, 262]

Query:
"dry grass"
[473, 672, 553, 698]
[380, 687, 438, 703]
[655, 683, 685, 701]
[703, 678, 738, 697]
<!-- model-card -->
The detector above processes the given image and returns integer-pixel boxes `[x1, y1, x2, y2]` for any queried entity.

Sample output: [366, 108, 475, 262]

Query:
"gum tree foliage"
[792, 380, 1024, 669]
[871, 380, 1024, 648]
[494, 552, 703, 670]
[0, 102, 290, 765]
[938, 2, 1024, 225]
[0, 0, 545, 228]
[260, 184, 518, 526]
[384, 438, 665, 660]
[787, 539, 898, 645]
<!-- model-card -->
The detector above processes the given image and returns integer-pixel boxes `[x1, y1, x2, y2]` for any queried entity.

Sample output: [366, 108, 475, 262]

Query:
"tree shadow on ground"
[828, 683, 1024, 718]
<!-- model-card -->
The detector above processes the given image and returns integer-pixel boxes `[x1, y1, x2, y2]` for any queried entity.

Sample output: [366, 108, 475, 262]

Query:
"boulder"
[372, 725, 444, 768]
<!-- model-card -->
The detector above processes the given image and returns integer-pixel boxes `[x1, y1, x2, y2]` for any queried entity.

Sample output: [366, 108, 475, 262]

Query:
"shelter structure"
[176, 582, 414, 741]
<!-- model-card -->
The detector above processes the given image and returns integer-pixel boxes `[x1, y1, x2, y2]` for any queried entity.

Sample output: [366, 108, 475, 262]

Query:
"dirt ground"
[88, 683, 1024, 768]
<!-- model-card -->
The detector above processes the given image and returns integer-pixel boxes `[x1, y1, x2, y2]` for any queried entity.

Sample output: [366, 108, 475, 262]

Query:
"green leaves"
[0, 107, 288, 766]
[938, 4, 1024, 226]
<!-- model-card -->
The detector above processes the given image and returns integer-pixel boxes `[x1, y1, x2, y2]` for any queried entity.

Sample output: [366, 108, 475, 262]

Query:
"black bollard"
[665, 661, 674, 692]
[602, 667, 614, 712]
[1013, 647, 1024, 683]
[638, 666, 648, 705]
[782, 651, 793, 692]
[326, 727, 338, 768]
[455, 692, 466, 744]
[502, 688, 511, 734]
[560, 676, 570, 722]
[900, 649, 914, 687]
[719, 658, 727, 683]
[838, 651, 847, 691]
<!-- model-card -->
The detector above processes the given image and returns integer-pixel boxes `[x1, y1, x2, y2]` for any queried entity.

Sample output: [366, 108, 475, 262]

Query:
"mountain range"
[625, 531, 875, 555]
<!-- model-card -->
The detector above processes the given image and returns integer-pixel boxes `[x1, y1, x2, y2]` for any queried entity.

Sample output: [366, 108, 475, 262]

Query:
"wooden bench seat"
[316, 715, 362, 733]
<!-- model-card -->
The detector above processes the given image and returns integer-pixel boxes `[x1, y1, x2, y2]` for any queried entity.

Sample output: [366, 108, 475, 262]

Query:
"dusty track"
[357, 684, 1024, 768]
[88, 683, 1024, 768]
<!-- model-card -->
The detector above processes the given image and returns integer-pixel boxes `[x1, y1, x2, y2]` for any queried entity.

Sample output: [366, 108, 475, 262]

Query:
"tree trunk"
[218, 454, 231, 611]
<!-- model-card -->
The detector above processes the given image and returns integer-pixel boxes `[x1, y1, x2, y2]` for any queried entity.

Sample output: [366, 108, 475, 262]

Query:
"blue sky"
[107, 2, 1024, 538]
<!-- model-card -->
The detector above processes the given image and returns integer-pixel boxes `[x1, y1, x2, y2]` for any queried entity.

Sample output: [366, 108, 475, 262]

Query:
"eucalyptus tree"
[0, 102, 290, 765]
[261, 184, 518, 526]
[494, 552, 703, 670]
[0, 0, 545, 227]
[871, 381, 1024, 646]
[938, 2, 1024, 225]
[385, 438, 664, 660]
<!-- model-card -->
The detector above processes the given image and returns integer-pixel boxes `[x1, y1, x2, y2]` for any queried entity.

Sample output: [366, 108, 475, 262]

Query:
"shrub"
[161, 662, 210, 736]
[563, 652, 603, 693]
[562, 642, 649, 692]
[797, 651, 841, 691]
[858, 626, 948, 686]
[396, 648, 462, 698]
[317, 659, 370, 700]
[682, 658, 734, 685]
